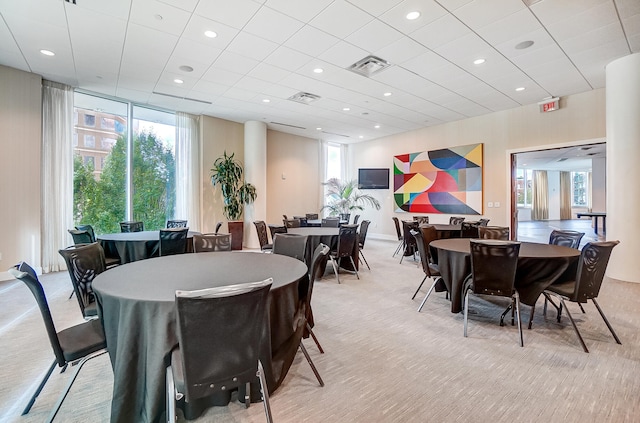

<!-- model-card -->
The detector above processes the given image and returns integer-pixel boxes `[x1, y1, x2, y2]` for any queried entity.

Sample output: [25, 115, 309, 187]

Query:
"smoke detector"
[288, 92, 321, 104]
[347, 55, 391, 77]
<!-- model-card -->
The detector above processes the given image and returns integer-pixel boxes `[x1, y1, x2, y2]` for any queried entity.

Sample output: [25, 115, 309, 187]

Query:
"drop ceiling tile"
[263, 0, 334, 23]
[346, 0, 403, 17]
[248, 63, 293, 84]
[476, 7, 541, 46]
[436, 0, 474, 11]
[194, 0, 262, 29]
[191, 79, 230, 97]
[346, 19, 404, 53]
[1, 0, 67, 26]
[494, 27, 556, 59]
[507, 43, 567, 70]
[122, 23, 178, 70]
[119, 61, 163, 81]
[201, 66, 245, 86]
[309, 0, 373, 39]
[529, 0, 609, 26]
[284, 25, 339, 57]
[129, 0, 190, 36]
[454, 0, 525, 30]
[211, 51, 260, 74]
[156, 0, 199, 12]
[181, 14, 239, 49]
[164, 56, 210, 79]
[226, 31, 279, 62]
[433, 32, 493, 64]
[115, 87, 152, 104]
[373, 37, 429, 66]
[171, 38, 222, 68]
[243, 6, 305, 44]
[410, 13, 471, 50]
[66, 6, 127, 50]
[319, 41, 369, 68]
[378, 0, 448, 34]
[545, 1, 619, 42]
[263, 46, 313, 71]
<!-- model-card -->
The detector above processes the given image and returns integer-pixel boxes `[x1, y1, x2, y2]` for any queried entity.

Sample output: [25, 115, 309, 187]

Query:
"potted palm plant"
[322, 178, 381, 222]
[211, 151, 257, 250]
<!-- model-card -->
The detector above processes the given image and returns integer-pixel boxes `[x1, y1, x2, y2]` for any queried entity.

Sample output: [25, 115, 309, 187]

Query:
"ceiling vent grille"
[288, 92, 321, 104]
[347, 55, 391, 77]
[271, 122, 306, 130]
[557, 158, 568, 162]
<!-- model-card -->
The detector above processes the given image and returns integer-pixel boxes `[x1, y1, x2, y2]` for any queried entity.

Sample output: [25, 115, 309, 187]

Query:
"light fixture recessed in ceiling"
[515, 87, 525, 91]
[374, 125, 380, 129]
[316, 127, 322, 131]
[40, 49, 55, 56]
[179, 65, 194, 72]
[473, 58, 486, 65]
[383, 92, 392, 97]
[204, 30, 217, 38]
[343, 107, 350, 111]
[359, 135, 364, 139]
[515, 40, 534, 50]
[406, 11, 421, 20]
[313, 68, 323, 74]
[262, 99, 270, 103]
[154, 14, 163, 20]
[174, 79, 184, 84]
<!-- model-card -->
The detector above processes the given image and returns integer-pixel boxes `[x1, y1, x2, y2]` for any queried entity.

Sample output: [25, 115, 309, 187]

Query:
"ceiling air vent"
[347, 55, 391, 77]
[557, 158, 568, 162]
[288, 92, 321, 104]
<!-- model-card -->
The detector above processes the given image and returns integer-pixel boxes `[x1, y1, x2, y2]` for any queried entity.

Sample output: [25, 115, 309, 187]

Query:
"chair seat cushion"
[546, 280, 577, 298]
[84, 301, 98, 317]
[261, 243, 273, 251]
[59, 318, 106, 363]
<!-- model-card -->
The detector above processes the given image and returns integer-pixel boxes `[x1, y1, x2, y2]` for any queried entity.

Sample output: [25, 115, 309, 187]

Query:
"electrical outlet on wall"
[494, 202, 500, 208]
[487, 202, 494, 208]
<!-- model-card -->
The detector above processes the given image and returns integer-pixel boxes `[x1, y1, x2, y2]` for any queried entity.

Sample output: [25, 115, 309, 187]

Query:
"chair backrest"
[461, 221, 480, 238]
[353, 214, 361, 225]
[335, 224, 358, 258]
[321, 218, 340, 228]
[413, 215, 429, 225]
[293, 216, 308, 227]
[174, 279, 272, 403]
[282, 214, 288, 220]
[449, 216, 465, 225]
[120, 221, 144, 232]
[59, 243, 106, 317]
[549, 230, 585, 249]
[192, 233, 232, 252]
[306, 244, 330, 316]
[272, 233, 308, 262]
[167, 219, 188, 228]
[284, 218, 301, 228]
[306, 213, 319, 220]
[478, 218, 490, 226]
[253, 220, 270, 248]
[268, 224, 287, 239]
[358, 220, 371, 248]
[9, 262, 66, 366]
[402, 220, 417, 249]
[159, 228, 189, 256]
[572, 241, 619, 303]
[411, 228, 436, 277]
[392, 217, 403, 240]
[469, 240, 521, 297]
[478, 226, 510, 240]
[68, 229, 93, 245]
[214, 221, 223, 234]
[75, 224, 96, 242]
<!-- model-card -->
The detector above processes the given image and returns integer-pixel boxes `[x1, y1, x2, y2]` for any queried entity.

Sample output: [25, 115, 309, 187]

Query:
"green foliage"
[73, 131, 175, 234]
[321, 178, 381, 216]
[210, 151, 257, 221]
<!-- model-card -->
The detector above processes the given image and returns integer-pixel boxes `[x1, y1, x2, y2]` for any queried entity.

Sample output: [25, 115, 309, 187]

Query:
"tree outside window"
[572, 171, 588, 207]
[516, 168, 533, 207]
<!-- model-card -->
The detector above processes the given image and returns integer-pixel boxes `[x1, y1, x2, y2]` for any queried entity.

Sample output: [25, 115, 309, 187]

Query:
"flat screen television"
[358, 168, 389, 189]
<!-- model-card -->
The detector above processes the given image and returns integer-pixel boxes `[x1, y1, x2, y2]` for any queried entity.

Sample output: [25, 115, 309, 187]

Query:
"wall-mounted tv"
[358, 168, 390, 189]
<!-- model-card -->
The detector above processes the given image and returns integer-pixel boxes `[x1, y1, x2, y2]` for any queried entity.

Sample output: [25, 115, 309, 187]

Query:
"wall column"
[605, 53, 640, 283]
[244, 121, 267, 249]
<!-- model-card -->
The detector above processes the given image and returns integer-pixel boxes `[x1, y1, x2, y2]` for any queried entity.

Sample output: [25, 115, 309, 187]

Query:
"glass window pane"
[326, 144, 341, 181]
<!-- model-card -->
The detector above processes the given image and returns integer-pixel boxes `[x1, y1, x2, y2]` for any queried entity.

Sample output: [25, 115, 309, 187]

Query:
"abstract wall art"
[393, 143, 483, 214]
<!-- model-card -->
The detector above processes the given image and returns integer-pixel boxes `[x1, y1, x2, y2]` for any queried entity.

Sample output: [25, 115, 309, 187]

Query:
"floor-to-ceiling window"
[73, 92, 176, 233]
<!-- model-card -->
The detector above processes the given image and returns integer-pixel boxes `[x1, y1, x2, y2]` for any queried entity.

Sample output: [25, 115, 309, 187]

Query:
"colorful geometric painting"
[393, 143, 483, 214]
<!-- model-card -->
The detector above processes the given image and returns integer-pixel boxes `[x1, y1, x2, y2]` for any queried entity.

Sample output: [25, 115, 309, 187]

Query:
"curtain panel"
[175, 112, 200, 231]
[559, 171, 572, 220]
[41, 81, 74, 273]
[531, 170, 549, 221]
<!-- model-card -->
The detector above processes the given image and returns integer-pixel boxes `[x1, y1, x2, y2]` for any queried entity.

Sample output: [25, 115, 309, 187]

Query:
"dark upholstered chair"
[253, 220, 273, 252]
[392, 217, 404, 257]
[478, 226, 510, 240]
[68, 229, 93, 245]
[463, 240, 523, 347]
[273, 233, 308, 262]
[306, 213, 319, 220]
[192, 233, 232, 252]
[412, 226, 444, 312]
[268, 224, 287, 240]
[166, 279, 274, 423]
[328, 224, 359, 283]
[549, 229, 585, 249]
[167, 219, 188, 228]
[353, 214, 361, 225]
[449, 216, 466, 225]
[542, 241, 621, 353]
[284, 218, 301, 228]
[58, 243, 107, 319]
[214, 221, 223, 234]
[400, 220, 418, 263]
[71, 226, 120, 269]
[413, 215, 429, 225]
[159, 228, 189, 256]
[305, 244, 331, 354]
[357, 220, 371, 270]
[293, 216, 308, 227]
[120, 220, 144, 232]
[8, 262, 107, 421]
[75, 224, 96, 242]
[321, 218, 339, 228]
[478, 218, 490, 226]
[460, 221, 480, 238]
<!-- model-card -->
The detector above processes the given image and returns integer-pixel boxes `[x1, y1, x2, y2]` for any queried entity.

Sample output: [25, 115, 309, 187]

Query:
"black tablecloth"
[93, 252, 308, 423]
[432, 238, 580, 313]
[97, 230, 198, 264]
[287, 227, 339, 264]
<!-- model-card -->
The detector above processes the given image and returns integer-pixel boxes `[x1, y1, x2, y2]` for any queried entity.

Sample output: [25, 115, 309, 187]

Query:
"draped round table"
[97, 230, 198, 264]
[93, 252, 309, 423]
[431, 238, 580, 313]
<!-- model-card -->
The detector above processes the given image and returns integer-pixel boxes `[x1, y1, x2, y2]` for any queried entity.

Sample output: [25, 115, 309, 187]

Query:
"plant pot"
[339, 213, 351, 223]
[227, 221, 244, 250]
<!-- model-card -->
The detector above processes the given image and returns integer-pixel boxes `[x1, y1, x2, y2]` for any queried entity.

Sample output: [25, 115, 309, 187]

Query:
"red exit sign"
[539, 97, 560, 112]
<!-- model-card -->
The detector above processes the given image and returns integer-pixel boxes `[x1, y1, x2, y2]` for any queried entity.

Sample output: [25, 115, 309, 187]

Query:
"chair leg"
[68, 290, 74, 300]
[166, 366, 176, 423]
[559, 298, 589, 353]
[47, 350, 108, 423]
[299, 343, 324, 387]
[591, 298, 622, 345]
[393, 240, 403, 257]
[257, 360, 274, 423]
[328, 256, 340, 284]
[499, 304, 512, 327]
[359, 250, 370, 270]
[417, 277, 438, 312]
[349, 257, 359, 279]
[463, 289, 470, 337]
[514, 292, 523, 347]
[412, 275, 428, 300]
[22, 359, 57, 415]
[306, 322, 324, 353]
[528, 304, 536, 330]
[578, 303, 586, 313]
[245, 382, 251, 408]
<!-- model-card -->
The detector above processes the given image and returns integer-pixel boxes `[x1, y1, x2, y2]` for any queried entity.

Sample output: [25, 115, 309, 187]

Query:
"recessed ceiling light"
[473, 58, 486, 65]
[374, 125, 380, 129]
[515, 40, 534, 50]
[154, 14, 163, 20]
[262, 99, 270, 103]
[179, 65, 194, 72]
[204, 30, 217, 38]
[359, 135, 364, 139]
[515, 87, 525, 91]
[40, 49, 55, 56]
[343, 107, 350, 111]
[383, 92, 392, 97]
[316, 127, 322, 131]
[313, 68, 323, 74]
[174, 79, 184, 84]
[406, 11, 421, 20]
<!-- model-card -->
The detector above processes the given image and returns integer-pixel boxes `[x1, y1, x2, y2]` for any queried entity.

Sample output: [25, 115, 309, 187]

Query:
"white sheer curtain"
[531, 170, 549, 221]
[340, 142, 350, 181]
[175, 112, 200, 231]
[41, 80, 74, 273]
[319, 139, 328, 215]
[559, 171, 572, 220]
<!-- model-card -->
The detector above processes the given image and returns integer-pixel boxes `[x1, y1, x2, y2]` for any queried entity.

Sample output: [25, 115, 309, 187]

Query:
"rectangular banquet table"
[431, 238, 580, 313]
[576, 211, 606, 234]
[97, 230, 198, 264]
[92, 252, 309, 423]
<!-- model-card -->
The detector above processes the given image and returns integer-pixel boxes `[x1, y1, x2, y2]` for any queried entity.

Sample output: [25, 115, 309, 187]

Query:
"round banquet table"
[287, 226, 359, 271]
[93, 252, 309, 423]
[431, 238, 580, 313]
[97, 230, 198, 264]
